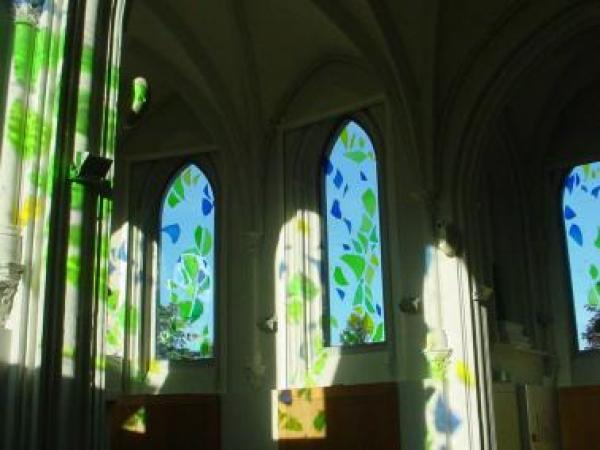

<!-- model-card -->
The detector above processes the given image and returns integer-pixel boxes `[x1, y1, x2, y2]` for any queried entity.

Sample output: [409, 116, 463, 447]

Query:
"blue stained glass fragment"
[582, 185, 589, 192]
[336, 288, 345, 300]
[376, 304, 382, 317]
[161, 224, 181, 244]
[343, 244, 351, 251]
[333, 170, 343, 189]
[203, 184, 212, 200]
[324, 158, 334, 175]
[343, 184, 349, 197]
[564, 206, 576, 220]
[575, 173, 581, 186]
[592, 186, 600, 198]
[360, 171, 367, 181]
[202, 198, 214, 216]
[565, 175, 575, 193]
[343, 218, 352, 234]
[331, 200, 342, 219]
[569, 224, 583, 246]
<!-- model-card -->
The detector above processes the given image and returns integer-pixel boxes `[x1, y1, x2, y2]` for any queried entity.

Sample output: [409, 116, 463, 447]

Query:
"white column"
[0, 1, 37, 352]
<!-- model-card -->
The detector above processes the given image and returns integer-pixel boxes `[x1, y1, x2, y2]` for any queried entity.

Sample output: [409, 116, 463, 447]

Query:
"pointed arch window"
[323, 120, 386, 346]
[158, 164, 216, 360]
[562, 161, 600, 351]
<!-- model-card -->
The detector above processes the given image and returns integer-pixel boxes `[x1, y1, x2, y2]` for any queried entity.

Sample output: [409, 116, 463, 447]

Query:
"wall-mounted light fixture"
[69, 152, 113, 198]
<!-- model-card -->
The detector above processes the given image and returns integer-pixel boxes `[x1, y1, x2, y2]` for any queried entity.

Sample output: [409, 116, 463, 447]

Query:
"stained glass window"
[158, 164, 215, 360]
[563, 162, 600, 351]
[323, 121, 386, 346]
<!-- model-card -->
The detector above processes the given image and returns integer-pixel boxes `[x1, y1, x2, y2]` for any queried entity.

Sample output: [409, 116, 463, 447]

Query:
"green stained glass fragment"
[344, 151, 368, 163]
[341, 254, 366, 279]
[373, 323, 384, 342]
[340, 127, 349, 149]
[200, 339, 212, 356]
[357, 232, 369, 251]
[365, 299, 375, 314]
[353, 285, 363, 306]
[190, 301, 203, 323]
[595, 228, 600, 250]
[167, 192, 179, 208]
[360, 214, 373, 233]
[362, 188, 377, 217]
[173, 177, 185, 198]
[369, 227, 379, 244]
[370, 254, 380, 267]
[588, 287, 599, 308]
[179, 301, 193, 319]
[365, 266, 375, 284]
[183, 167, 192, 185]
[333, 266, 349, 286]
[194, 226, 213, 255]
[591, 264, 599, 280]
[183, 254, 199, 278]
[330, 316, 338, 329]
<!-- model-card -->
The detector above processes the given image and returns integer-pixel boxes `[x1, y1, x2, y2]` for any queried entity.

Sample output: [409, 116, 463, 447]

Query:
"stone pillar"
[0, 1, 39, 361]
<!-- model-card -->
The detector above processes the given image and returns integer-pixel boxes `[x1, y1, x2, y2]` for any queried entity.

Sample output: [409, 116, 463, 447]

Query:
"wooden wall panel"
[559, 386, 600, 450]
[108, 394, 220, 450]
[277, 383, 400, 450]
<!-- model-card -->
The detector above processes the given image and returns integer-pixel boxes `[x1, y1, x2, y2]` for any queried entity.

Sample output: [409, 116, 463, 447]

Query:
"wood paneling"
[108, 394, 220, 450]
[559, 386, 600, 450]
[278, 383, 400, 450]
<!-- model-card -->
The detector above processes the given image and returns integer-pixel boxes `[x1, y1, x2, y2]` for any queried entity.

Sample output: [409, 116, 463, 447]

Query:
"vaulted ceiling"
[121, 0, 600, 198]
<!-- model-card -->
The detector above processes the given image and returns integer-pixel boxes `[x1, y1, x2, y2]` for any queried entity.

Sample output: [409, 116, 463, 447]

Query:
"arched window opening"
[323, 120, 386, 347]
[562, 161, 600, 351]
[158, 164, 216, 360]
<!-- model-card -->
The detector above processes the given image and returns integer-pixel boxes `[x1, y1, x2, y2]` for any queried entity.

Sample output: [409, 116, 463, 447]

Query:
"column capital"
[0, 262, 24, 328]
[13, 1, 42, 25]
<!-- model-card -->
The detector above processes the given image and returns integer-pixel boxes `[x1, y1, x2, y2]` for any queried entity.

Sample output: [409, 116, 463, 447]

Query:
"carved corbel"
[0, 263, 24, 328]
